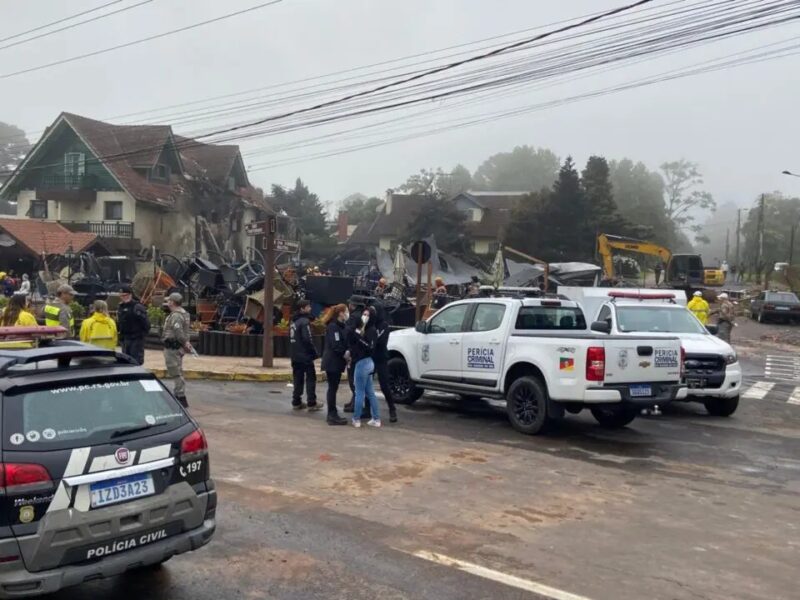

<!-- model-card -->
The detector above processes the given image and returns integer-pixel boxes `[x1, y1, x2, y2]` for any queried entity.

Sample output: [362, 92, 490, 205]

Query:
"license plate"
[776, 306, 790, 311]
[90, 473, 154, 508]
[630, 384, 653, 398]
[686, 378, 707, 389]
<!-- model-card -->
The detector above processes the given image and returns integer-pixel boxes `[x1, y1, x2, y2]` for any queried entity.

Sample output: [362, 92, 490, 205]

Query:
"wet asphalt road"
[49, 347, 799, 600]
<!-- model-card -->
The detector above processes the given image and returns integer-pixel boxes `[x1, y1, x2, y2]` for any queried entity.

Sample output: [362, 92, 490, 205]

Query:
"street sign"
[263, 237, 300, 253]
[410, 240, 432, 264]
[245, 221, 266, 236]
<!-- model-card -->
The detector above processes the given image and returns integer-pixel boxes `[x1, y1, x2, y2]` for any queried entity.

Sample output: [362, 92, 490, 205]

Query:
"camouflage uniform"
[717, 299, 736, 343]
[162, 308, 191, 403]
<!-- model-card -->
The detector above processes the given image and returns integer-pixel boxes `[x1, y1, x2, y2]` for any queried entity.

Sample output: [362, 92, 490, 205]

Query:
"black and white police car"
[0, 326, 216, 597]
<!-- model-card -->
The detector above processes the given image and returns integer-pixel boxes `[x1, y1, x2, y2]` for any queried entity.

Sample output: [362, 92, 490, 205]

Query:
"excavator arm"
[597, 234, 672, 279]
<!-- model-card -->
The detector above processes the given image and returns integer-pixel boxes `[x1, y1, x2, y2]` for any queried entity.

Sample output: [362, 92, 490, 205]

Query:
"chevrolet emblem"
[639, 361, 651, 368]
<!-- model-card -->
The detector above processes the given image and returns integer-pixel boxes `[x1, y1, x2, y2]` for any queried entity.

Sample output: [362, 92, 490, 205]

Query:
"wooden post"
[414, 244, 424, 322]
[262, 217, 276, 368]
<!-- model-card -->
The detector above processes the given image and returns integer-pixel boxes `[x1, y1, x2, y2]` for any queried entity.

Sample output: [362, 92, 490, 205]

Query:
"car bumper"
[0, 492, 216, 598]
[685, 363, 742, 399]
[582, 382, 686, 407]
[760, 309, 800, 319]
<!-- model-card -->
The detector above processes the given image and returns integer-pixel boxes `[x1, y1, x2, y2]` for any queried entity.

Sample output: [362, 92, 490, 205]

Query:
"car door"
[419, 303, 470, 381]
[460, 303, 508, 387]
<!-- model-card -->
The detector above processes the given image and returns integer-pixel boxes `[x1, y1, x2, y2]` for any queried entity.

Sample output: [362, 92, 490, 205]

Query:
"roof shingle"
[0, 218, 98, 256]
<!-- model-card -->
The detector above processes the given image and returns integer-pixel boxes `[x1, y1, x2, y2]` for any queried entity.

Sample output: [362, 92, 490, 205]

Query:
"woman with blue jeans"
[347, 306, 381, 428]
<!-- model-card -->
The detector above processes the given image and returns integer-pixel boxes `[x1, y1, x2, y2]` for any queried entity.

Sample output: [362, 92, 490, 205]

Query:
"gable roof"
[347, 194, 427, 245]
[0, 218, 98, 256]
[174, 135, 243, 184]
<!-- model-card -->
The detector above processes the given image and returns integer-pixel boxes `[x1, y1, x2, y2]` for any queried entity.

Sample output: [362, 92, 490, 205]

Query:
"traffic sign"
[410, 240, 432, 264]
[263, 238, 300, 253]
[245, 221, 266, 236]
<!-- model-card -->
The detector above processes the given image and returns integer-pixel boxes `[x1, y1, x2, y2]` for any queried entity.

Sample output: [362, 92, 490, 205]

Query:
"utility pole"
[790, 224, 796, 266]
[262, 216, 276, 368]
[757, 193, 765, 270]
[735, 208, 742, 268]
[725, 228, 730, 263]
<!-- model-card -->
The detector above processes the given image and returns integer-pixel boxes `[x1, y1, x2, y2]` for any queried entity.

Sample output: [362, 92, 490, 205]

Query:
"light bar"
[607, 291, 676, 300]
[0, 326, 66, 339]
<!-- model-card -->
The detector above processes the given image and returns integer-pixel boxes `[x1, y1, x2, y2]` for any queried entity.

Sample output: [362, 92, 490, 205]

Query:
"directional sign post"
[262, 238, 300, 253]
[262, 217, 277, 368]
[245, 221, 266, 236]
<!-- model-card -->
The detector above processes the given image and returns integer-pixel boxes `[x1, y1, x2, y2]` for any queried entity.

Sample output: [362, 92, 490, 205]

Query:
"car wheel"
[590, 405, 638, 428]
[758, 311, 766, 323]
[704, 395, 739, 417]
[387, 357, 423, 405]
[506, 376, 552, 435]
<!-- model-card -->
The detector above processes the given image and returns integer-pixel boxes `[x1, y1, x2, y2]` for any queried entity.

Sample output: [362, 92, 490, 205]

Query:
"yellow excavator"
[597, 234, 724, 288]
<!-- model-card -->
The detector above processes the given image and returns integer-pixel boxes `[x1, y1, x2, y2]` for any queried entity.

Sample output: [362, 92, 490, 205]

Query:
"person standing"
[342, 296, 370, 418]
[289, 299, 320, 411]
[374, 278, 388, 298]
[162, 293, 191, 408]
[466, 275, 481, 298]
[44, 284, 76, 337]
[715, 293, 736, 343]
[321, 304, 349, 425]
[432, 277, 448, 309]
[347, 306, 381, 428]
[117, 285, 150, 365]
[80, 300, 118, 350]
[17, 274, 31, 297]
[373, 302, 398, 423]
[687, 291, 710, 325]
[0, 294, 37, 327]
[654, 262, 663, 286]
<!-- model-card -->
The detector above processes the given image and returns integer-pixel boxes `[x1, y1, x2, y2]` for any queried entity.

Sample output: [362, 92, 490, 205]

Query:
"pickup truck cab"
[387, 297, 687, 435]
[560, 287, 742, 417]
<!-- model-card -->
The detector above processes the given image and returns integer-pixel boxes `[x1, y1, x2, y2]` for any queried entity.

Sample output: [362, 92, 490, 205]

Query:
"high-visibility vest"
[44, 303, 74, 333]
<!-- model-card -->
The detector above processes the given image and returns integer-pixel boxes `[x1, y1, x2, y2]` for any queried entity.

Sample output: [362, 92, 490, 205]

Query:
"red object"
[540, 300, 562, 307]
[337, 211, 349, 242]
[586, 347, 605, 381]
[0, 325, 66, 338]
[0, 463, 52, 489]
[608, 291, 676, 300]
[180, 429, 208, 458]
[764, 304, 775, 310]
[0, 218, 98, 256]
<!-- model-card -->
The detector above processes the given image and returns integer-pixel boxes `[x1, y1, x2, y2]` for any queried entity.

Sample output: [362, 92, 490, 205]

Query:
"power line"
[0, 0, 125, 44]
[0, 0, 154, 52]
[0, 0, 284, 80]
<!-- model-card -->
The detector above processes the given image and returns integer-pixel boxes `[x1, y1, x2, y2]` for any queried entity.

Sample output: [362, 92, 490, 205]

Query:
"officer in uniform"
[44, 284, 76, 336]
[117, 285, 150, 365]
[162, 292, 191, 407]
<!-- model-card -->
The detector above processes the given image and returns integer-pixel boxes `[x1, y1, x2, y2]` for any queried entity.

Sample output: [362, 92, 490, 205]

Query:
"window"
[104, 201, 123, 221]
[598, 305, 612, 324]
[515, 306, 587, 330]
[429, 304, 469, 334]
[616, 307, 706, 334]
[470, 304, 506, 332]
[64, 152, 85, 182]
[227, 176, 236, 191]
[767, 292, 799, 303]
[151, 164, 169, 181]
[29, 200, 48, 219]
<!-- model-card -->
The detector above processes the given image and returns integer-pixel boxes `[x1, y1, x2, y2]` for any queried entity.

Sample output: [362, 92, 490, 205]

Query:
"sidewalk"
[143, 350, 326, 382]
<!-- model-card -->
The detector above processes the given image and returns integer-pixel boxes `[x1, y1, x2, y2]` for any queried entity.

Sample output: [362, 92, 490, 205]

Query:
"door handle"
[489, 339, 501, 345]
[449, 339, 460, 345]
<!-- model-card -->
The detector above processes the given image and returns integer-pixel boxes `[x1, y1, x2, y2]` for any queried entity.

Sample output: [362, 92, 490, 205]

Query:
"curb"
[147, 368, 330, 383]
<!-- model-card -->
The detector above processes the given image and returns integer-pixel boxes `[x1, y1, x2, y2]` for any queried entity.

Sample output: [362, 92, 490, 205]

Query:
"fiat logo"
[115, 448, 130, 464]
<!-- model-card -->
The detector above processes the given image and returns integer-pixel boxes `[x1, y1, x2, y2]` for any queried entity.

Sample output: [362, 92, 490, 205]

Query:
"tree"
[608, 159, 671, 244]
[472, 145, 560, 191]
[660, 159, 715, 245]
[404, 197, 468, 255]
[741, 192, 800, 282]
[0, 122, 31, 215]
[341, 193, 382, 225]
[581, 156, 634, 237]
[504, 189, 550, 257]
[271, 178, 333, 259]
[397, 165, 474, 198]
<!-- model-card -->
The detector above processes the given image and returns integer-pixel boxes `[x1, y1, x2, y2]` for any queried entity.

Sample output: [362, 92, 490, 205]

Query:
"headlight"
[725, 353, 737, 365]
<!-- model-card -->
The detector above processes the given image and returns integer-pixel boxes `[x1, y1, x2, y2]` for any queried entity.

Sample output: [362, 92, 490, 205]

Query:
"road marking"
[411, 550, 592, 600]
[789, 388, 800, 406]
[742, 381, 774, 399]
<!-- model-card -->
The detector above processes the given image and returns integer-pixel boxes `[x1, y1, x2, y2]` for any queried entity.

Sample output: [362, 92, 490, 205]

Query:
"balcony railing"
[40, 174, 98, 189]
[59, 221, 134, 239]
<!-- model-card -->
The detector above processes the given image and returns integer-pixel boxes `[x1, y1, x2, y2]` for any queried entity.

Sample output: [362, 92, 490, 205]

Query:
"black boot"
[389, 408, 397, 423]
[343, 401, 354, 413]
[177, 395, 189, 408]
[327, 413, 347, 425]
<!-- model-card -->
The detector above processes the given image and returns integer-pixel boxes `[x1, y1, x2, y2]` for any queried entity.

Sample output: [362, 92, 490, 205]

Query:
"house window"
[64, 152, 85, 186]
[151, 164, 169, 182]
[104, 201, 123, 221]
[29, 200, 48, 219]
[227, 177, 236, 191]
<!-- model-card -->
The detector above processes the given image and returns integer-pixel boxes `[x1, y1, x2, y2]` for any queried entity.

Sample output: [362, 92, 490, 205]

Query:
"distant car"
[0, 328, 216, 596]
[750, 291, 800, 323]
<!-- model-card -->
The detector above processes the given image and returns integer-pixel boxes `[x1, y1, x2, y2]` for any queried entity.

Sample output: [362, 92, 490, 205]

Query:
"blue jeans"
[353, 358, 379, 421]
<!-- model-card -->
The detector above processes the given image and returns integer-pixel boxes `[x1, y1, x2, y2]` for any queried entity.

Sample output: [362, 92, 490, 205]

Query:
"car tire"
[704, 395, 739, 417]
[387, 357, 423, 405]
[590, 405, 638, 428]
[758, 311, 766, 324]
[506, 376, 552, 435]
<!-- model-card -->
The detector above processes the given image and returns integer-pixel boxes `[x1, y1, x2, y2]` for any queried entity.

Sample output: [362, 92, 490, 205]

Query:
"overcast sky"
[3, 0, 800, 213]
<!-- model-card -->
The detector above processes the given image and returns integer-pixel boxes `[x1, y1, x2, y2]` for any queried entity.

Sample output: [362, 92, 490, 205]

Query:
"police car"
[0, 327, 216, 597]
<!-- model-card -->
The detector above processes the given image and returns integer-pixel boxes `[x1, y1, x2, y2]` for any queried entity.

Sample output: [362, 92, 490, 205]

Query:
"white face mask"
[361, 314, 370, 325]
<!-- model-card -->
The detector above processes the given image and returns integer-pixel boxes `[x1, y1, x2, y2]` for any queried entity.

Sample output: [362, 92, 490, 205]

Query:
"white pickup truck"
[387, 296, 687, 435]
[560, 287, 742, 417]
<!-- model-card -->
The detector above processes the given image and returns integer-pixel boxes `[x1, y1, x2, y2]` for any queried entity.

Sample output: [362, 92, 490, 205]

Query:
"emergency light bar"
[607, 291, 676, 301]
[0, 326, 67, 349]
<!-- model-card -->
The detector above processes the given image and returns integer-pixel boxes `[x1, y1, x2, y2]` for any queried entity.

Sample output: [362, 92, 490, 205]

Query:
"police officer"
[44, 284, 76, 336]
[373, 302, 398, 423]
[117, 285, 150, 365]
[162, 293, 191, 407]
[289, 299, 320, 411]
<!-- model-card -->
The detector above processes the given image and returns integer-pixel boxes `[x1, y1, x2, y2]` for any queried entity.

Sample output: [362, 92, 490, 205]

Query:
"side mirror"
[415, 320, 428, 334]
[591, 320, 611, 334]
[706, 324, 718, 335]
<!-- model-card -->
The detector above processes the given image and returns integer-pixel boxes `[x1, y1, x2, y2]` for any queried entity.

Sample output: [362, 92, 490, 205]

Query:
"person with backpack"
[289, 299, 320, 411]
[347, 306, 381, 428]
[80, 300, 118, 350]
[321, 304, 349, 425]
[117, 284, 150, 365]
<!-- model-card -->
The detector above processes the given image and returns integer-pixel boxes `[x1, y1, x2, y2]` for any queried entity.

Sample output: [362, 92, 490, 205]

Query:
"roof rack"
[479, 286, 567, 300]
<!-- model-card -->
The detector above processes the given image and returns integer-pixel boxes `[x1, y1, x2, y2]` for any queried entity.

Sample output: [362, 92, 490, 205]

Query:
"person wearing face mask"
[347, 306, 381, 428]
[372, 301, 398, 423]
[321, 304, 349, 425]
[343, 296, 371, 419]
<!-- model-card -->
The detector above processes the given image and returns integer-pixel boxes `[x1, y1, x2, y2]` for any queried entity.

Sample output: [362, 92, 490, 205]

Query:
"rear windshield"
[2, 378, 188, 451]
[515, 306, 587, 330]
[767, 292, 799, 303]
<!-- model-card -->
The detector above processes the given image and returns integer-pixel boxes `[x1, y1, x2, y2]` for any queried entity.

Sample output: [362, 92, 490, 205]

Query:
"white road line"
[788, 388, 800, 406]
[411, 550, 592, 600]
[742, 381, 775, 399]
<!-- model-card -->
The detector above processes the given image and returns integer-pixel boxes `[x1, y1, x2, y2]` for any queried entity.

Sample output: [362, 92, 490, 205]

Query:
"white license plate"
[90, 473, 154, 508]
[776, 307, 790, 311]
[630, 384, 653, 398]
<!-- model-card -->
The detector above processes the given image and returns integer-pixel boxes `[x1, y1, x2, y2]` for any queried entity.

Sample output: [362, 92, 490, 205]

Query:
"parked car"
[387, 296, 687, 435]
[0, 326, 216, 596]
[750, 291, 800, 323]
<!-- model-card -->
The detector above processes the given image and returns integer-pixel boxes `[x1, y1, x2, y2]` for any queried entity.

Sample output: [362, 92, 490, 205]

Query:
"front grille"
[685, 353, 725, 389]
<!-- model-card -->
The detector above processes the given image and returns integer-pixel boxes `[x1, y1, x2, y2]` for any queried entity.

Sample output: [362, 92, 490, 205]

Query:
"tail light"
[680, 346, 686, 379]
[764, 304, 775, 310]
[586, 347, 605, 382]
[0, 463, 52, 490]
[181, 429, 208, 459]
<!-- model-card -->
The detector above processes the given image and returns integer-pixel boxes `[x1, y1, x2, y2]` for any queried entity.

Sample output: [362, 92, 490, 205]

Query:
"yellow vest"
[44, 302, 74, 333]
[79, 313, 118, 350]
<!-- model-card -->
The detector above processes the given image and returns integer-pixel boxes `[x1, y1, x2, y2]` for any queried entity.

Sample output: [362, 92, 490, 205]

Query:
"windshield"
[768, 292, 799, 303]
[3, 377, 188, 451]
[616, 306, 707, 334]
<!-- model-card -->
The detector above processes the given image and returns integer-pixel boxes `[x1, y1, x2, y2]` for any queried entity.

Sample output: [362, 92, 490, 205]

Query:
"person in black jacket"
[116, 285, 150, 365]
[372, 300, 398, 423]
[289, 300, 319, 411]
[321, 304, 349, 425]
[343, 296, 370, 418]
[347, 306, 381, 427]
